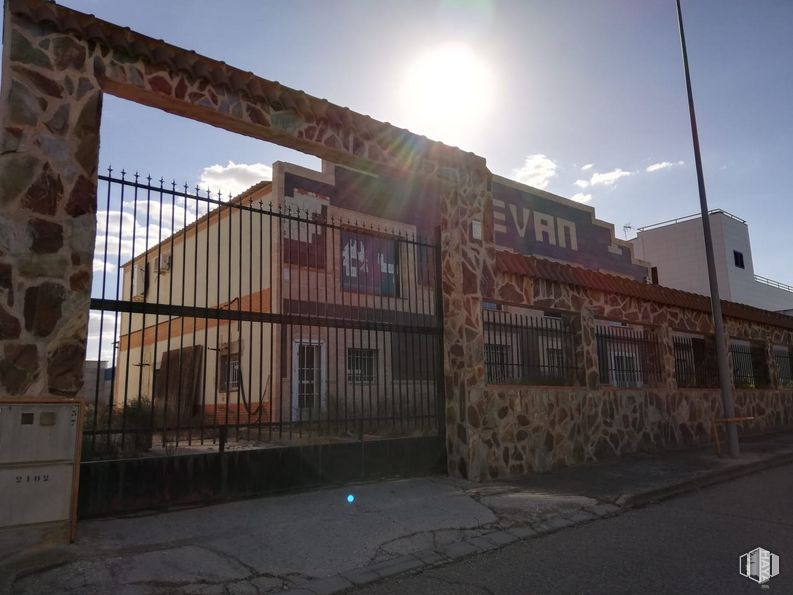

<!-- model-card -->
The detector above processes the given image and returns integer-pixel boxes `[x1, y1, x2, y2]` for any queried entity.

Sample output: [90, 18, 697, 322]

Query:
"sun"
[400, 42, 495, 147]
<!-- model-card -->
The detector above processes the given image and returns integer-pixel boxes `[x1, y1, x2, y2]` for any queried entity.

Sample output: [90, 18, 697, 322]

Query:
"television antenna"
[622, 223, 633, 240]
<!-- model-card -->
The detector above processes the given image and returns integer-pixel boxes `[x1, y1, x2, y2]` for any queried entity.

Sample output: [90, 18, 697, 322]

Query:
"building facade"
[631, 210, 793, 313]
[115, 161, 438, 435]
[112, 159, 651, 443]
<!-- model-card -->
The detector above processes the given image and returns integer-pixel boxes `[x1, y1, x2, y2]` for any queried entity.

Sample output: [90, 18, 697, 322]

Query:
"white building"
[631, 210, 793, 313]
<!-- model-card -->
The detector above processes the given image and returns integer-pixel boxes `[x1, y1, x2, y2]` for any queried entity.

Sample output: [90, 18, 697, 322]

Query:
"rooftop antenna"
[622, 223, 633, 240]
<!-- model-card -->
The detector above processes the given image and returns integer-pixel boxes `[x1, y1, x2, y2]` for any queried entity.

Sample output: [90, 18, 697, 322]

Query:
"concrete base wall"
[77, 435, 445, 517]
[468, 387, 793, 480]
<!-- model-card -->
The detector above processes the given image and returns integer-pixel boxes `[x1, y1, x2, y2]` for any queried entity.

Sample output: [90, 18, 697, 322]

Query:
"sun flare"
[400, 42, 495, 146]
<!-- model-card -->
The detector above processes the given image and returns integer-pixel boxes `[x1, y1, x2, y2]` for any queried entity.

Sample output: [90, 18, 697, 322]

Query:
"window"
[295, 343, 321, 409]
[132, 261, 148, 300]
[673, 334, 719, 388]
[729, 341, 770, 388]
[544, 347, 565, 378]
[219, 353, 240, 392]
[484, 343, 510, 383]
[596, 322, 662, 387]
[733, 250, 745, 269]
[482, 308, 576, 386]
[651, 266, 659, 285]
[774, 346, 793, 387]
[611, 353, 641, 388]
[341, 231, 399, 296]
[416, 243, 435, 287]
[347, 348, 377, 383]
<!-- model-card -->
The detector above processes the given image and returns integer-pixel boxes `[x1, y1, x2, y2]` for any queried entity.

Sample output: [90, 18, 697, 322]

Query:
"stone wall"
[466, 267, 793, 479]
[470, 387, 793, 479]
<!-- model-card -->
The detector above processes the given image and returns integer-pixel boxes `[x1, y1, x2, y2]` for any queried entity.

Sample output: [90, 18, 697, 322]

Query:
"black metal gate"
[84, 167, 444, 462]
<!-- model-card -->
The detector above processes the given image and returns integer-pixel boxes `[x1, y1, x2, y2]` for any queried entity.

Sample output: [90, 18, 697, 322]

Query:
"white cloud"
[511, 154, 557, 190]
[86, 311, 120, 362]
[646, 160, 684, 173]
[581, 163, 594, 171]
[198, 161, 273, 198]
[589, 168, 632, 187]
[570, 192, 592, 203]
[574, 179, 590, 189]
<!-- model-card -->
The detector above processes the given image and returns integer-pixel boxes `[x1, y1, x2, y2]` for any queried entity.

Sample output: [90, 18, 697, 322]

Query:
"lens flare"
[400, 41, 496, 148]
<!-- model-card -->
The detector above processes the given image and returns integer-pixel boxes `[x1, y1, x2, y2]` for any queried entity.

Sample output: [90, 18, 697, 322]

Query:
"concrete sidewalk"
[4, 433, 793, 595]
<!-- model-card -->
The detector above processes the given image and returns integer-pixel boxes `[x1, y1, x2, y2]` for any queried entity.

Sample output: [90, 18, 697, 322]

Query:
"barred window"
[484, 343, 511, 384]
[673, 334, 719, 388]
[596, 322, 662, 388]
[219, 353, 240, 392]
[482, 308, 576, 386]
[730, 341, 770, 388]
[347, 348, 377, 383]
[774, 346, 793, 387]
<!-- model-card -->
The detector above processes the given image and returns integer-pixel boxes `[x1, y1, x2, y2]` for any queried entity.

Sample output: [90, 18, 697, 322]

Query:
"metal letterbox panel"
[0, 464, 74, 528]
[0, 404, 79, 465]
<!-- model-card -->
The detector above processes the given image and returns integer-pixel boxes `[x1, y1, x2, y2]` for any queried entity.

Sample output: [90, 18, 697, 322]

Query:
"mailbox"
[0, 400, 83, 545]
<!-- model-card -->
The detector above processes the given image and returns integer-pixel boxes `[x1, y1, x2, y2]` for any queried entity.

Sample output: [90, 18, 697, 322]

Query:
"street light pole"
[675, 0, 739, 457]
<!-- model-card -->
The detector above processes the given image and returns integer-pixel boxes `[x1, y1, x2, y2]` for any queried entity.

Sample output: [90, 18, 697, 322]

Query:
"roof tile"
[495, 251, 793, 331]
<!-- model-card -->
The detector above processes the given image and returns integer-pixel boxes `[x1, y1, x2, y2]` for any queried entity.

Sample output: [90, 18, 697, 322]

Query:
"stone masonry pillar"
[655, 323, 678, 391]
[438, 166, 493, 480]
[573, 307, 599, 389]
[0, 9, 101, 397]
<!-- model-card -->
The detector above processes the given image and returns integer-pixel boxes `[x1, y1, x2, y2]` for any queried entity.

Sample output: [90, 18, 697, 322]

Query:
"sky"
[2, 0, 792, 287]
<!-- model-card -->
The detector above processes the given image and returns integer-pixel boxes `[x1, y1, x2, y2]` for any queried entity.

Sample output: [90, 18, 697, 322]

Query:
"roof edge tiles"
[495, 251, 793, 331]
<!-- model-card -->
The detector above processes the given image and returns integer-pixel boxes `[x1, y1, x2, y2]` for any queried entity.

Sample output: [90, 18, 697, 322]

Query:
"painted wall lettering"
[492, 180, 649, 280]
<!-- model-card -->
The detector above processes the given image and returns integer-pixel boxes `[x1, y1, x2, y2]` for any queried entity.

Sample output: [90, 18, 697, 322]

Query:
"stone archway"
[0, 0, 493, 478]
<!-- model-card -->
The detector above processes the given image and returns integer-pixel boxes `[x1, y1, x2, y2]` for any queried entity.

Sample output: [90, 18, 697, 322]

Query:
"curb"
[617, 450, 793, 508]
[282, 451, 793, 594]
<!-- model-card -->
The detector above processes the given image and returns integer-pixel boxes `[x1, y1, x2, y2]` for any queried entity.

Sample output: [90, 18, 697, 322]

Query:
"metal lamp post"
[675, 0, 739, 457]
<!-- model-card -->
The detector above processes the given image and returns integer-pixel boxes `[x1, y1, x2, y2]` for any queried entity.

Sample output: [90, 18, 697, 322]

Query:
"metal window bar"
[774, 348, 793, 387]
[84, 167, 442, 460]
[482, 309, 577, 385]
[347, 348, 377, 383]
[729, 343, 770, 389]
[672, 335, 719, 388]
[595, 324, 663, 388]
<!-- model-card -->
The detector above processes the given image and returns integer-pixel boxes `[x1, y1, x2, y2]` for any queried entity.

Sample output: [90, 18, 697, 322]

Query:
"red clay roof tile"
[495, 251, 793, 331]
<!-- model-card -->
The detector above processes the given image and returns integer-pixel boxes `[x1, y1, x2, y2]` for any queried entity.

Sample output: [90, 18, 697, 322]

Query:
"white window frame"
[609, 350, 642, 388]
[291, 339, 327, 418]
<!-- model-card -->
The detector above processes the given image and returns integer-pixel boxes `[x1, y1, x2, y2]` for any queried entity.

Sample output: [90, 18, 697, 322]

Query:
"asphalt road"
[350, 463, 793, 594]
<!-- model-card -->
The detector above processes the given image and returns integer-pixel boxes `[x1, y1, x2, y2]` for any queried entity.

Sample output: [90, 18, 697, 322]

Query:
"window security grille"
[347, 348, 377, 383]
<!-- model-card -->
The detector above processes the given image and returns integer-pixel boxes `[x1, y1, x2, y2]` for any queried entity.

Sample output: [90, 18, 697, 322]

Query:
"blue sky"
[3, 0, 792, 283]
